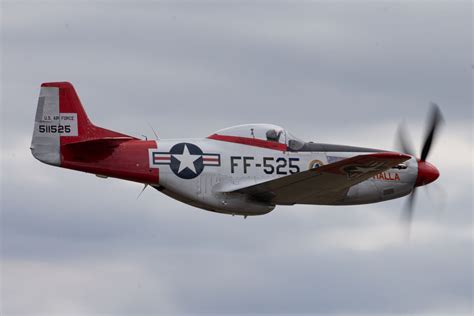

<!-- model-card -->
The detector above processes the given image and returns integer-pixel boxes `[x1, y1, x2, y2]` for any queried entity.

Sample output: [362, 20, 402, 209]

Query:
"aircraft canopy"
[210, 124, 305, 150]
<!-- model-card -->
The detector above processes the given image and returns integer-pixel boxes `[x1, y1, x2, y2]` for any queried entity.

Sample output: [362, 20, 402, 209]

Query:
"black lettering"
[263, 157, 274, 174]
[230, 156, 241, 173]
[243, 157, 254, 174]
[276, 157, 287, 175]
[289, 158, 300, 174]
[38, 124, 72, 134]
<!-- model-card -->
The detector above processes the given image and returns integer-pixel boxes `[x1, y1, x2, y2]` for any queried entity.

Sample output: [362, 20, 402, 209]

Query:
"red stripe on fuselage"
[208, 134, 287, 151]
[202, 157, 219, 161]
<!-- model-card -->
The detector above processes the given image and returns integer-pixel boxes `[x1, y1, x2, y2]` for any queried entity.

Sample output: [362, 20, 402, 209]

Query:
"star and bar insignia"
[149, 143, 221, 179]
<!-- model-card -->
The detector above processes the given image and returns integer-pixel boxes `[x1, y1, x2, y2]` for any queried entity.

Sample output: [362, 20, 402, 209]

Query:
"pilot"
[266, 129, 282, 142]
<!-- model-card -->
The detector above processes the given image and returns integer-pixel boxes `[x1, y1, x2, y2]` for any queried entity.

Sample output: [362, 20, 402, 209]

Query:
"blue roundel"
[169, 143, 204, 179]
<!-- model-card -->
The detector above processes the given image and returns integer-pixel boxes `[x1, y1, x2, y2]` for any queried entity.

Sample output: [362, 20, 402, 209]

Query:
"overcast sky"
[1, 1, 473, 315]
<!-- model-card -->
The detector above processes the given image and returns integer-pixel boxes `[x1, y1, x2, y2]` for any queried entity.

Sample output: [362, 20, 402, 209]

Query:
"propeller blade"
[420, 103, 443, 161]
[397, 104, 443, 239]
[396, 122, 416, 156]
[401, 187, 417, 239]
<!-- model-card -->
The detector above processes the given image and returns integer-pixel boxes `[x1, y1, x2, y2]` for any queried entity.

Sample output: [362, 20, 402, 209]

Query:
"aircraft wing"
[221, 152, 411, 204]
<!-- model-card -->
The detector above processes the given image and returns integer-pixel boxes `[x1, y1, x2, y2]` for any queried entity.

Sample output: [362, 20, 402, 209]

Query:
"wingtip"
[371, 152, 412, 161]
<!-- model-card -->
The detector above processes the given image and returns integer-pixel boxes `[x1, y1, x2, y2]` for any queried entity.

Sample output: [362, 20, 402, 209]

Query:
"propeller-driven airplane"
[31, 82, 442, 221]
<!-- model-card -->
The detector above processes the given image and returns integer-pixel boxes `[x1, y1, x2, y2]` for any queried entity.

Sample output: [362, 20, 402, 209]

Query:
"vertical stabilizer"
[31, 82, 135, 166]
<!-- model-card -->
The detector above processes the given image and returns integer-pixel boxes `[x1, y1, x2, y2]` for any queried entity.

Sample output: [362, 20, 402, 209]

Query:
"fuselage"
[150, 136, 418, 216]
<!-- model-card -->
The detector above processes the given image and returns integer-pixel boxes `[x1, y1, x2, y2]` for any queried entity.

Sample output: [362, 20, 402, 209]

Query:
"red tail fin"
[40, 82, 135, 145]
[32, 82, 136, 166]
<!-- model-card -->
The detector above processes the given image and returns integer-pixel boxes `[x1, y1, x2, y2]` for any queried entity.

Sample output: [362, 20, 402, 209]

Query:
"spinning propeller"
[396, 103, 444, 234]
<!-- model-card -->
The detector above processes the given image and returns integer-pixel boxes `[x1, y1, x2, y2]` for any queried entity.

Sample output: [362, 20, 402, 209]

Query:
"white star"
[173, 144, 201, 174]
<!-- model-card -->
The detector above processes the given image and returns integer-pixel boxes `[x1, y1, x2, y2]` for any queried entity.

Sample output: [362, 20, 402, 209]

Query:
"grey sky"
[1, 1, 473, 315]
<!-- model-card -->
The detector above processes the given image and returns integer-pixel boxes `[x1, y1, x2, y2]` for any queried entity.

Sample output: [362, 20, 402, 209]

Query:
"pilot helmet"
[266, 129, 281, 142]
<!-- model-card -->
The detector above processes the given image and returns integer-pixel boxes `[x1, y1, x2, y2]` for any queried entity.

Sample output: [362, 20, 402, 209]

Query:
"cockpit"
[208, 124, 306, 151]
[208, 124, 383, 153]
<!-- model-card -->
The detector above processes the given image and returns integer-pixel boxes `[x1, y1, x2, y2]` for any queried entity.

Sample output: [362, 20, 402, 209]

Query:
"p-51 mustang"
[31, 82, 441, 220]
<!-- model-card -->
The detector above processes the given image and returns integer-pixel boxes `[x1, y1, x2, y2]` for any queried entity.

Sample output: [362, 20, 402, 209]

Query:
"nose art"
[415, 160, 440, 187]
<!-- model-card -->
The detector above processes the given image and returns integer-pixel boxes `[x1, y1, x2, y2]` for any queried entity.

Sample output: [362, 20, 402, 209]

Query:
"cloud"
[1, 0, 472, 315]
[2, 259, 180, 315]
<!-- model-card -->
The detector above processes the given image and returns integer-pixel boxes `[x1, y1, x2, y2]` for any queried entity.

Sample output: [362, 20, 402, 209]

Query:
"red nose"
[415, 160, 439, 187]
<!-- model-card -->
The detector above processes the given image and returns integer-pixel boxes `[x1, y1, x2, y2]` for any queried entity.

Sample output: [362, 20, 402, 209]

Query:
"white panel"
[30, 87, 60, 166]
